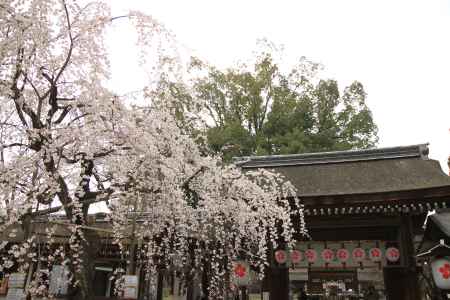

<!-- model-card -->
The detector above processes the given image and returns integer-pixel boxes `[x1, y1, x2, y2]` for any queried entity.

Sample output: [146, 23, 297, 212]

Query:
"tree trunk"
[156, 271, 164, 300]
[186, 278, 195, 300]
[69, 229, 97, 300]
[201, 260, 209, 300]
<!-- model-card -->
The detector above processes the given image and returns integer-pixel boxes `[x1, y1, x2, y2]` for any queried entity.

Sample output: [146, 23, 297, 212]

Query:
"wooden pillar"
[384, 216, 420, 300]
[268, 266, 289, 300]
[241, 286, 249, 300]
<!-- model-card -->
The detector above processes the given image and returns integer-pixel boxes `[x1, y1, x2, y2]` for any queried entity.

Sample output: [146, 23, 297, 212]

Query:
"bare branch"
[54, 105, 72, 124]
[182, 166, 207, 189]
[1, 142, 28, 149]
[67, 112, 90, 126]
[54, 0, 74, 84]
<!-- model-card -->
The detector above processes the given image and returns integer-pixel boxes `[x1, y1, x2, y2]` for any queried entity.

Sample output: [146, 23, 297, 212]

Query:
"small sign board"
[49, 265, 69, 295]
[289, 268, 308, 281]
[6, 288, 26, 300]
[8, 274, 25, 289]
[357, 268, 383, 282]
[121, 275, 139, 299]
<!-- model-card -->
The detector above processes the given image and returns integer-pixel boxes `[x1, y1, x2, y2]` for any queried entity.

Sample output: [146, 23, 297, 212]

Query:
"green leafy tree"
[194, 49, 378, 161]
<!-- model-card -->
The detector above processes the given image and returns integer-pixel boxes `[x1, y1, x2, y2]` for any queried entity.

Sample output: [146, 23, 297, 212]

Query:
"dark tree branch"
[54, 105, 72, 124]
[1, 143, 28, 148]
[27, 190, 113, 218]
[55, 0, 74, 84]
[11, 49, 28, 127]
[182, 166, 207, 190]
[67, 112, 90, 126]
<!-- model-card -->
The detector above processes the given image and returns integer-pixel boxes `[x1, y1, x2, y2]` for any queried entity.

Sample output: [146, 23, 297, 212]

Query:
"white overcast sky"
[108, 0, 450, 172]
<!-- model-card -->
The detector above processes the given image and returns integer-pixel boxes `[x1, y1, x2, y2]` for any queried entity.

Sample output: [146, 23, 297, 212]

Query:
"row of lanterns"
[274, 247, 400, 264]
[303, 201, 448, 216]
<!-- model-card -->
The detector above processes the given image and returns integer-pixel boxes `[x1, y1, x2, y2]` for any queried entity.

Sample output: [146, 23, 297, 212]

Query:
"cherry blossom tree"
[0, 1, 306, 299]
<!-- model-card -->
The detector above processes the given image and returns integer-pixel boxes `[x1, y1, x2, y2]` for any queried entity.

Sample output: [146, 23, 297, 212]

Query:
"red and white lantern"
[304, 249, 318, 263]
[385, 247, 400, 262]
[431, 258, 450, 289]
[274, 250, 287, 264]
[321, 249, 335, 263]
[369, 248, 383, 262]
[232, 261, 250, 286]
[352, 247, 366, 262]
[336, 248, 350, 263]
[290, 250, 303, 264]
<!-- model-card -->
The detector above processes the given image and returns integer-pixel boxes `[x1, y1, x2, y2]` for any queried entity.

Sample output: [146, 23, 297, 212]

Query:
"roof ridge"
[233, 144, 429, 168]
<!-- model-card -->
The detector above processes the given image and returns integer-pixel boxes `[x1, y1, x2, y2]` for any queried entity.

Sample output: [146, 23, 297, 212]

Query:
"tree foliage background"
[192, 43, 378, 161]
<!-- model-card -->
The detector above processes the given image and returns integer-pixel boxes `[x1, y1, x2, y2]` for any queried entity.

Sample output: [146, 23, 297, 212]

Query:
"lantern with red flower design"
[369, 247, 383, 262]
[232, 261, 250, 286]
[321, 249, 335, 263]
[417, 211, 450, 291]
[290, 250, 303, 264]
[336, 248, 350, 263]
[274, 250, 288, 264]
[417, 239, 450, 290]
[304, 249, 318, 264]
[386, 247, 400, 263]
[352, 247, 366, 262]
[431, 259, 450, 289]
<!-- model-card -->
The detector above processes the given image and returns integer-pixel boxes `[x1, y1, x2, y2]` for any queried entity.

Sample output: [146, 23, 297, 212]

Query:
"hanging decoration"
[321, 248, 335, 263]
[336, 248, 350, 263]
[290, 250, 303, 264]
[369, 248, 382, 262]
[232, 261, 251, 286]
[431, 258, 450, 289]
[352, 247, 366, 262]
[305, 249, 318, 263]
[274, 250, 288, 264]
[385, 247, 400, 262]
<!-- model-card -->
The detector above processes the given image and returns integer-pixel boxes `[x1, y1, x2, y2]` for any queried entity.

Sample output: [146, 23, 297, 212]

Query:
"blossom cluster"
[0, 1, 307, 298]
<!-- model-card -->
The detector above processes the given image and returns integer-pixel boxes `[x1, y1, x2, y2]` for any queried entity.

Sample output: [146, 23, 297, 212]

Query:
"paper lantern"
[321, 249, 335, 263]
[274, 250, 287, 264]
[290, 250, 303, 264]
[305, 249, 318, 263]
[232, 261, 250, 286]
[369, 248, 383, 262]
[352, 247, 366, 262]
[336, 248, 350, 262]
[385, 247, 400, 262]
[431, 258, 450, 289]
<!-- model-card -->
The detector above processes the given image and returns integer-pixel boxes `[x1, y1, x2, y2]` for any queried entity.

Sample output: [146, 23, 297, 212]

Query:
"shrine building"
[234, 143, 450, 300]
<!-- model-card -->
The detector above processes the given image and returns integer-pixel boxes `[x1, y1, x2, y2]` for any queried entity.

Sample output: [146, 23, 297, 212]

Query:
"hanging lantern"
[369, 248, 383, 262]
[431, 258, 450, 289]
[386, 247, 400, 262]
[232, 261, 250, 286]
[290, 250, 303, 264]
[321, 249, 335, 263]
[274, 250, 287, 264]
[336, 248, 350, 263]
[305, 249, 318, 263]
[352, 247, 366, 262]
